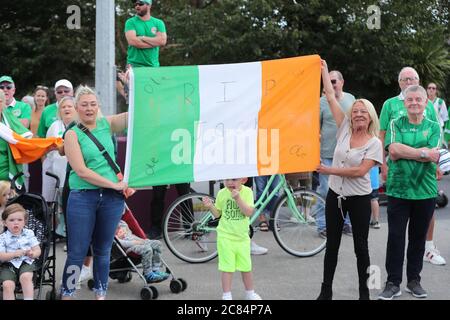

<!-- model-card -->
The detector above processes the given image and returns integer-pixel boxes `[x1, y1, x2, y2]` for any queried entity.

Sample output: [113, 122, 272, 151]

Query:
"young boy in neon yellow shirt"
[203, 178, 262, 300]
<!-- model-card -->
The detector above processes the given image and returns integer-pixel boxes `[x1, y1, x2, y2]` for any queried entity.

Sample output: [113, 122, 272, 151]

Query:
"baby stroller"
[0, 172, 57, 300]
[87, 205, 187, 300]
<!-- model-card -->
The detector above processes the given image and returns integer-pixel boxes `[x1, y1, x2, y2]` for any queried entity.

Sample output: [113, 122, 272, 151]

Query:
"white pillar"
[95, 0, 116, 116]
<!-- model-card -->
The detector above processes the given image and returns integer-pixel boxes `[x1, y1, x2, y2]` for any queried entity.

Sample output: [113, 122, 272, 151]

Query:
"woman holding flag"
[59, 86, 129, 300]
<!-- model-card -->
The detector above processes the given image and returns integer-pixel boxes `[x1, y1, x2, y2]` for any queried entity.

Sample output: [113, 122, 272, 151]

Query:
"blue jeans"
[316, 158, 351, 232]
[254, 175, 280, 218]
[61, 189, 125, 297]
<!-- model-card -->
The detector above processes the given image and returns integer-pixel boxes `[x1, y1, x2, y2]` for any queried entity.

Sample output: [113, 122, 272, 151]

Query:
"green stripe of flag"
[128, 66, 200, 187]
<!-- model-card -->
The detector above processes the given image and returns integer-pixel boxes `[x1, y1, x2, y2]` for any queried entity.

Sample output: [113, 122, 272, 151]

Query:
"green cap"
[0, 75, 14, 84]
[143, 0, 152, 3]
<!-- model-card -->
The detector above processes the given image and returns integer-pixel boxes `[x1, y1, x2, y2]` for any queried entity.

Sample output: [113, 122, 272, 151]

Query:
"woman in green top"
[379, 85, 441, 300]
[60, 86, 128, 300]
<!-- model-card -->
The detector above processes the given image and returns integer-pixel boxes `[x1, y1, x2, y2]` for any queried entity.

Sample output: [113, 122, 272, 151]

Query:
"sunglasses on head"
[0, 84, 14, 90]
[56, 89, 71, 95]
[330, 79, 337, 85]
[36, 85, 49, 90]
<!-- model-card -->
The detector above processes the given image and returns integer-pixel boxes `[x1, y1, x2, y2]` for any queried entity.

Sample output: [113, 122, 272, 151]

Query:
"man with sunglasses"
[317, 70, 355, 239]
[125, 0, 167, 68]
[37, 79, 73, 138]
[0, 76, 32, 128]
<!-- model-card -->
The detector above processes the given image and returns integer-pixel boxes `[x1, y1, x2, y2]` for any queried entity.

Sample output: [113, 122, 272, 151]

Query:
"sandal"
[259, 221, 269, 232]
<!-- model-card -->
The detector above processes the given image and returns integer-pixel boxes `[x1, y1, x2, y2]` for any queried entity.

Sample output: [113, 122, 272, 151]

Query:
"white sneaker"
[246, 292, 262, 300]
[222, 294, 232, 300]
[250, 241, 268, 255]
[424, 246, 446, 265]
[78, 266, 93, 283]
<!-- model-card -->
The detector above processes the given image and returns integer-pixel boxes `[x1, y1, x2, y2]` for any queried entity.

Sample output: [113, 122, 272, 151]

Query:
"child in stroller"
[87, 205, 187, 300]
[115, 219, 169, 283]
[0, 203, 41, 300]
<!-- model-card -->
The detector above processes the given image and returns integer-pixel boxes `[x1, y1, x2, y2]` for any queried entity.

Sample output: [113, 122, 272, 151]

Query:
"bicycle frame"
[250, 174, 305, 225]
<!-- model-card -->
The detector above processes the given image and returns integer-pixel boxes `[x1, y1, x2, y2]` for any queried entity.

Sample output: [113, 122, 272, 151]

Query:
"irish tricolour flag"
[124, 55, 321, 188]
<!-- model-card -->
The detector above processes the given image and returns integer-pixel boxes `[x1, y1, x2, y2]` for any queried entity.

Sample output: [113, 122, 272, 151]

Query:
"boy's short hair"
[2, 203, 28, 222]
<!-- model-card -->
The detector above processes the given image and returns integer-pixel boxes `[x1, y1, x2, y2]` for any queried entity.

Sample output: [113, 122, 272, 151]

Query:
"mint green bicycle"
[162, 174, 326, 263]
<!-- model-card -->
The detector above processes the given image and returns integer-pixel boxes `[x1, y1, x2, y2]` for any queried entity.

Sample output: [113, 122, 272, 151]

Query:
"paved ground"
[50, 176, 450, 301]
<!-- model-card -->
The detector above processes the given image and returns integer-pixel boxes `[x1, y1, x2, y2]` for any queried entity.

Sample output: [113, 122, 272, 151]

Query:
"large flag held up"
[124, 55, 321, 188]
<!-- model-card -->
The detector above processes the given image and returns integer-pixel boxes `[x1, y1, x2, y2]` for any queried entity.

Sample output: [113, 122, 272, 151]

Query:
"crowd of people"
[0, 0, 448, 301]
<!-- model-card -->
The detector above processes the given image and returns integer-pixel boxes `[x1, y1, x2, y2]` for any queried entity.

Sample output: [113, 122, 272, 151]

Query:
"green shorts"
[0, 262, 36, 283]
[217, 236, 251, 273]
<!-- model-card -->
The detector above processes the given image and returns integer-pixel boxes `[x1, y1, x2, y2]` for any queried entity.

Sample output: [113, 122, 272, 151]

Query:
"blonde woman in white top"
[316, 60, 383, 300]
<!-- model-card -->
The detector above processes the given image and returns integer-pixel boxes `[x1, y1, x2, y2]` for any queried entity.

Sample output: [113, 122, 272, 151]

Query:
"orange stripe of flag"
[258, 55, 321, 175]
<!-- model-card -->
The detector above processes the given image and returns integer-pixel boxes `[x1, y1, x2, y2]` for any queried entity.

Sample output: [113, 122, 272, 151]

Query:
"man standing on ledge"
[125, 0, 167, 68]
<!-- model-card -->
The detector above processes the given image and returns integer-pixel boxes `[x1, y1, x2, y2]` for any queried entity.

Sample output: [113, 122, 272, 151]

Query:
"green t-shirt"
[215, 185, 254, 241]
[379, 94, 437, 132]
[385, 116, 441, 200]
[125, 16, 166, 67]
[37, 103, 58, 138]
[68, 118, 119, 190]
[7, 100, 31, 122]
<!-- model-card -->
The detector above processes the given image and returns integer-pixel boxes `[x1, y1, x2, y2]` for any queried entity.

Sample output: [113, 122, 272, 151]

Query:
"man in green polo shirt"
[0, 76, 31, 128]
[125, 0, 167, 68]
[37, 79, 73, 138]
[379, 67, 446, 269]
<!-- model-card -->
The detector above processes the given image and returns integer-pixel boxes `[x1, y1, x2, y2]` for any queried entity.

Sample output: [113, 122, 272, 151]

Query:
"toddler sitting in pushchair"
[115, 220, 169, 283]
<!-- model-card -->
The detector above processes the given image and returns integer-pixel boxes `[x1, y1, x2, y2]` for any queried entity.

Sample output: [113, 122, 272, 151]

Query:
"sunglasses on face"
[135, 1, 146, 6]
[56, 89, 71, 95]
[0, 84, 14, 90]
[330, 79, 337, 85]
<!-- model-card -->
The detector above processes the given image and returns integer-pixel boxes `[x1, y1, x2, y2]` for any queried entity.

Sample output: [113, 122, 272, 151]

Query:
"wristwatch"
[420, 150, 427, 159]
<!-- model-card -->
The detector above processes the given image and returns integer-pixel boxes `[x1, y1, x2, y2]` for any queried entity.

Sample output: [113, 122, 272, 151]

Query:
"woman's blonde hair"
[346, 99, 380, 137]
[74, 85, 103, 119]
[57, 96, 76, 120]
[0, 181, 15, 205]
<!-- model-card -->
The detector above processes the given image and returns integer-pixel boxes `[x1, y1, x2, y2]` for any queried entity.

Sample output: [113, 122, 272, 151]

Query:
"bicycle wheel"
[163, 193, 218, 263]
[271, 188, 326, 257]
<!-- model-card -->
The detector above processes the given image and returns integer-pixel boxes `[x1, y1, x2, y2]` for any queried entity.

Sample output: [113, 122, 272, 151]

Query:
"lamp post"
[95, 0, 116, 116]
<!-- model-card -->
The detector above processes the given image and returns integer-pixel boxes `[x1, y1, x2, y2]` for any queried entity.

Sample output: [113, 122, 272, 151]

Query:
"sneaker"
[78, 266, 93, 283]
[145, 271, 169, 283]
[370, 221, 381, 229]
[378, 282, 401, 300]
[222, 293, 232, 300]
[318, 230, 327, 239]
[246, 292, 262, 300]
[424, 246, 446, 265]
[250, 241, 268, 255]
[405, 280, 427, 298]
[342, 224, 353, 236]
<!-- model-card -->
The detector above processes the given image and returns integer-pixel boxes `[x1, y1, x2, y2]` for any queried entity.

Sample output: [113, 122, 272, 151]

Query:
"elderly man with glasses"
[36, 79, 73, 138]
[379, 68, 446, 273]
[124, 0, 167, 68]
[0, 76, 32, 128]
